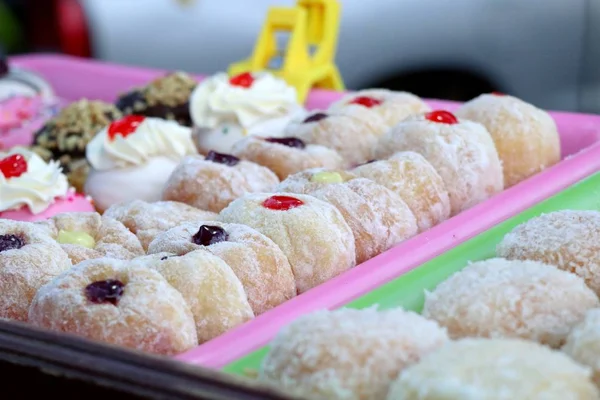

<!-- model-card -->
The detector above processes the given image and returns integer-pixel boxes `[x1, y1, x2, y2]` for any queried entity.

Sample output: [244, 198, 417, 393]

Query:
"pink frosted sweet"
[0, 189, 95, 222]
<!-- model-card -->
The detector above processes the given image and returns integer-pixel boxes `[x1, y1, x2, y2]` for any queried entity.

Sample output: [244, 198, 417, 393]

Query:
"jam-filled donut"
[28, 257, 198, 355]
[162, 151, 279, 213]
[147, 221, 296, 315]
[0, 219, 71, 320]
[275, 168, 358, 195]
[132, 250, 254, 343]
[37, 212, 144, 265]
[231, 136, 344, 180]
[103, 199, 217, 251]
[219, 193, 356, 293]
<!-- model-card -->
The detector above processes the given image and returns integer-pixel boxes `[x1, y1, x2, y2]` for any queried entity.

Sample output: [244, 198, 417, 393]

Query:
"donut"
[374, 111, 504, 215]
[132, 250, 254, 343]
[455, 93, 561, 187]
[328, 89, 431, 128]
[259, 308, 449, 400]
[0, 220, 72, 320]
[103, 200, 217, 251]
[496, 210, 600, 294]
[147, 221, 296, 315]
[422, 258, 599, 348]
[388, 338, 598, 400]
[352, 152, 451, 232]
[274, 168, 358, 195]
[28, 257, 198, 355]
[36, 212, 144, 265]
[231, 136, 344, 180]
[563, 309, 600, 386]
[309, 178, 418, 264]
[162, 152, 280, 213]
[284, 107, 389, 167]
[219, 193, 356, 293]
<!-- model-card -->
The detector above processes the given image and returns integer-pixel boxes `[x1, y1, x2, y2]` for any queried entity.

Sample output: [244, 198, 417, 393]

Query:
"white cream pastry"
[189, 71, 305, 154]
[84, 115, 197, 212]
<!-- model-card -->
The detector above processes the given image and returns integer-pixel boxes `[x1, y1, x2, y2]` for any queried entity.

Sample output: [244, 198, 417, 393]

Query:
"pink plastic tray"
[9, 54, 600, 367]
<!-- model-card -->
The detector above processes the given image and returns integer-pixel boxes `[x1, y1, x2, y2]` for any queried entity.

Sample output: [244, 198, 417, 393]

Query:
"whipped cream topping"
[0, 147, 69, 214]
[190, 72, 302, 131]
[86, 117, 197, 170]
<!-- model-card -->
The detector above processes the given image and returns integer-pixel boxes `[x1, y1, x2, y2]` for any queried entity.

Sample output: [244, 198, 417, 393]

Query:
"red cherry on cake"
[205, 150, 240, 166]
[303, 112, 328, 123]
[425, 110, 458, 125]
[192, 225, 229, 246]
[349, 96, 382, 108]
[229, 72, 255, 88]
[85, 279, 125, 305]
[0, 154, 28, 178]
[265, 137, 306, 149]
[108, 115, 146, 141]
[491, 91, 505, 96]
[262, 195, 304, 211]
[0, 234, 25, 252]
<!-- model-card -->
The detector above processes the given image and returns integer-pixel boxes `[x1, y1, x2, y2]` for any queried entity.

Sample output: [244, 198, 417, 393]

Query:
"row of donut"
[257, 209, 600, 400]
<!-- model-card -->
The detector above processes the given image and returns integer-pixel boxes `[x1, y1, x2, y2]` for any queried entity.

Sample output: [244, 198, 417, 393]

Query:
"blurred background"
[2, 0, 600, 112]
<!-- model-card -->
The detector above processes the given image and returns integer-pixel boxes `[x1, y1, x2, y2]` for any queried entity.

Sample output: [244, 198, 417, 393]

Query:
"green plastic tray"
[224, 171, 600, 375]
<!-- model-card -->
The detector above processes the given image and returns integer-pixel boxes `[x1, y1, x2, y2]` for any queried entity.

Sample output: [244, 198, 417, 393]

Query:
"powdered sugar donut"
[132, 250, 254, 343]
[422, 258, 599, 348]
[388, 338, 598, 400]
[231, 136, 344, 180]
[329, 89, 431, 129]
[275, 168, 358, 195]
[352, 152, 450, 232]
[219, 193, 356, 293]
[375, 111, 504, 215]
[37, 212, 144, 264]
[497, 210, 600, 294]
[563, 309, 600, 386]
[147, 221, 296, 315]
[456, 93, 560, 187]
[28, 257, 198, 355]
[0, 219, 71, 320]
[310, 178, 418, 264]
[103, 199, 217, 251]
[162, 152, 279, 213]
[260, 308, 449, 400]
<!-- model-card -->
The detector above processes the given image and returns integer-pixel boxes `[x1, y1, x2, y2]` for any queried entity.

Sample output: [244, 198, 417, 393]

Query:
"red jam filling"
[0, 154, 27, 178]
[349, 96, 382, 108]
[229, 72, 255, 88]
[425, 110, 458, 125]
[491, 91, 505, 96]
[108, 115, 145, 141]
[262, 195, 304, 211]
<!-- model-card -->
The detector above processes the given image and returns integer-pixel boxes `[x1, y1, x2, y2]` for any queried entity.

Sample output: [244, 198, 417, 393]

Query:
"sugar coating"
[275, 168, 358, 195]
[329, 89, 431, 129]
[132, 250, 254, 343]
[219, 192, 356, 293]
[388, 338, 598, 400]
[162, 155, 279, 213]
[423, 258, 599, 348]
[0, 219, 72, 321]
[231, 136, 344, 180]
[310, 178, 418, 264]
[36, 212, 144, 265]
[28, 257, 198, 355]
[375, 115, 504, 215]
[147, 221, 296, 315]
[456, 94, 560, 188]
[352, 152, 450, 232]
[103, 199, 217, 250]
[259, 307, 449, 400]
[497, 210, 600, 295]
[563, 309, 600, 386]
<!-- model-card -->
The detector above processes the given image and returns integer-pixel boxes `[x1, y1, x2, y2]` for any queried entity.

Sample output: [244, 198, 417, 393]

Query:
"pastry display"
[260, 308, 449, 400]
[274, 167, 358, 195]
[387, 338, 598, 400]
[0, 147, 94, 221]
[161, 151, 279, 213]
[84, 115, 197, 212]
[422, 258, 599, 348]
[31, 99, 123, 192]
[231, 136, 344, 180]
[132, 250, 254, 343]
[219, 193, 356, 293]
[0, 219, 71, 321]
[352, 152, 451, 232]
[496, 210, 600, 294]
[36, 212, 144, 265]
[563, 309, 600, 386]
[116, 71, 197, 126]
[189, 71, 305, 154]
[147, 221, 296, 315]
[456, 92, 561, 188]
[374, 110, 504, 215]
[29, 257, 198, 355]
[103, 199, 217, 250]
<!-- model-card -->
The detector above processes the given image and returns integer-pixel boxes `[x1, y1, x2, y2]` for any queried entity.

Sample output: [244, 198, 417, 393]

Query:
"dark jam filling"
[205, 150, 240, 166]
[192, 225, 229, 246]
[265, 137, 306, 149]
[0, 234, 25, 252]
[85, 279, 125, 306]
[303, 112, 328, 123]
